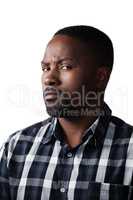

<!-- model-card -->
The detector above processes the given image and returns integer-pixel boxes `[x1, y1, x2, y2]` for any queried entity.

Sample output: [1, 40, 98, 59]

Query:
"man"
[0, 25, 133, 200]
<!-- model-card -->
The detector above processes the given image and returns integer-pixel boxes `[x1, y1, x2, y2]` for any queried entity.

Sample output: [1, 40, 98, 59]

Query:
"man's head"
[41, 25, 114, 118]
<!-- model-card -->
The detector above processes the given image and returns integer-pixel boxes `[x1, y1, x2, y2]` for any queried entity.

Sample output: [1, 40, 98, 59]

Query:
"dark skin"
[41, 35, 111, 148]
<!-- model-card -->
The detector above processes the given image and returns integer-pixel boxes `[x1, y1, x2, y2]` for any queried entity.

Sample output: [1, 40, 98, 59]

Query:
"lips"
[43, 87, 58, 101]
[45, 92, 58, 100]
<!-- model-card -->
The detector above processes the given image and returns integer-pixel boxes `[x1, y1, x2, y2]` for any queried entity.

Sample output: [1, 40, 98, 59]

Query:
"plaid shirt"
[0, 103, 133, 200]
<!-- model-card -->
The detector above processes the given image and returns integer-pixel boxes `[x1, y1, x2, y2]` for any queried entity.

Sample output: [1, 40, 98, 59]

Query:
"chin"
[46, 105, 82, 118]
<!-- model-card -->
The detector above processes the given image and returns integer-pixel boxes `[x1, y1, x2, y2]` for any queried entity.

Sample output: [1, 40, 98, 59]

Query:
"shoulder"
[110, 115, 133, 138]
[9, 117, 52, 140]
[1, 117, 53, 156]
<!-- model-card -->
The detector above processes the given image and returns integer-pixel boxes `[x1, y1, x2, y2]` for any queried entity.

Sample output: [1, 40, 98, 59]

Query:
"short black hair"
[54, 25, 114, 70]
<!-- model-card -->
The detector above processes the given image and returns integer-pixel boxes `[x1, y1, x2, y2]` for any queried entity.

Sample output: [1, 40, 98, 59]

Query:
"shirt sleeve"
[0, 142, 11, 199]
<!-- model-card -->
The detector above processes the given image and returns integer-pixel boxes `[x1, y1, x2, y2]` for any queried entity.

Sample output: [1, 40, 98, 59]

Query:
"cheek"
[41, 74, 43, 83]
[60, 69, 97, 93]
[60, 71, 85, 91]
[41, 74, 44, 89]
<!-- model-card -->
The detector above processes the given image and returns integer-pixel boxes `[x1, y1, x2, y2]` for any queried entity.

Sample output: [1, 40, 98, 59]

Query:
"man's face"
[41, 35, 101, 118]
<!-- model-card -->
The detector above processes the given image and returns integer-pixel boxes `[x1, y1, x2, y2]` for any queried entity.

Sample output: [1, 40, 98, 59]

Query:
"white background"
[0, 0, 133, 147]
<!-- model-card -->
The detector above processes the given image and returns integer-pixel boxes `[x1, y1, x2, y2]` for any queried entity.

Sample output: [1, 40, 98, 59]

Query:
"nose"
[44, 77, 58, 86]
[42, 69, 61, 86]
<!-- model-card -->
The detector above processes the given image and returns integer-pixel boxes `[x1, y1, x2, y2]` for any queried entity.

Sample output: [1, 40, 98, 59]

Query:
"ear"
[96, 66, 111, 90]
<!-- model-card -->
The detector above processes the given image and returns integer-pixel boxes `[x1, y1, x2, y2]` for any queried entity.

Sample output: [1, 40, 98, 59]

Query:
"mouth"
[44, 92, 58, 101]
[43, 87, 62, 104]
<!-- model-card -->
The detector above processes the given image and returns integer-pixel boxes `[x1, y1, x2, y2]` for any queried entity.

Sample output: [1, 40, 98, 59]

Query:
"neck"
[58, 106, 101, 148]
[58, 115, 96, 134]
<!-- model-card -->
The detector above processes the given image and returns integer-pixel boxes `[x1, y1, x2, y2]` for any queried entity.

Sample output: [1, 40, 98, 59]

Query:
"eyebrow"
[58, 57, 74, 62]
[41, 57, 75, 65]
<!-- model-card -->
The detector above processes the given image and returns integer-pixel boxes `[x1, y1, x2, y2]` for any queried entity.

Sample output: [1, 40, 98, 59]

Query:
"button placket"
[60, 187, 66, 193]
[67, 152, 73, 158]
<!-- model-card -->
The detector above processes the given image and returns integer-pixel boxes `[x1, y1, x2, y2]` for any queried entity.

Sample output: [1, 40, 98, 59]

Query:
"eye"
[42, 67, 48, 72]
[59, 64, 72, 70]
[41, 63, 50, 72]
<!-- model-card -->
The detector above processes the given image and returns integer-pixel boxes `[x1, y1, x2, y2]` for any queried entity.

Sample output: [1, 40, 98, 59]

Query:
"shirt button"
[67, 152, 73, 158]
[60, 187, 66, 193]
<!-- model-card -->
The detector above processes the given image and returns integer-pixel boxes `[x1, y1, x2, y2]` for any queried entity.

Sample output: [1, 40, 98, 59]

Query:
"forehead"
[43, 35, 87, 62]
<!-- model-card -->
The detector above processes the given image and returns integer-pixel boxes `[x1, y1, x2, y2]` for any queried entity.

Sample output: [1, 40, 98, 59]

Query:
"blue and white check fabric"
[0, 103, 133, 200]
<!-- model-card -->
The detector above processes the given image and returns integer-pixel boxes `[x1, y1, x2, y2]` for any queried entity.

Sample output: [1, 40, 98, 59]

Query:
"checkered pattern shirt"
[0, 103, 133, 200]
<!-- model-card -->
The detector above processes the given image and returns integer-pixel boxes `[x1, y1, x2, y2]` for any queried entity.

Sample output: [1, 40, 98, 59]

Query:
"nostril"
[48, 80, 56, 86]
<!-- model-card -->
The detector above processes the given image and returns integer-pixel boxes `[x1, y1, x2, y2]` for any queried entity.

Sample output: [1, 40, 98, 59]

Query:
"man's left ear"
[96, 66, 111, 90]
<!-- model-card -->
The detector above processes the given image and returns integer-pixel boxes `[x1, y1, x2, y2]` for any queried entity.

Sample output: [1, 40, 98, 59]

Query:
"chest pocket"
[86, 182, 133, 200]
